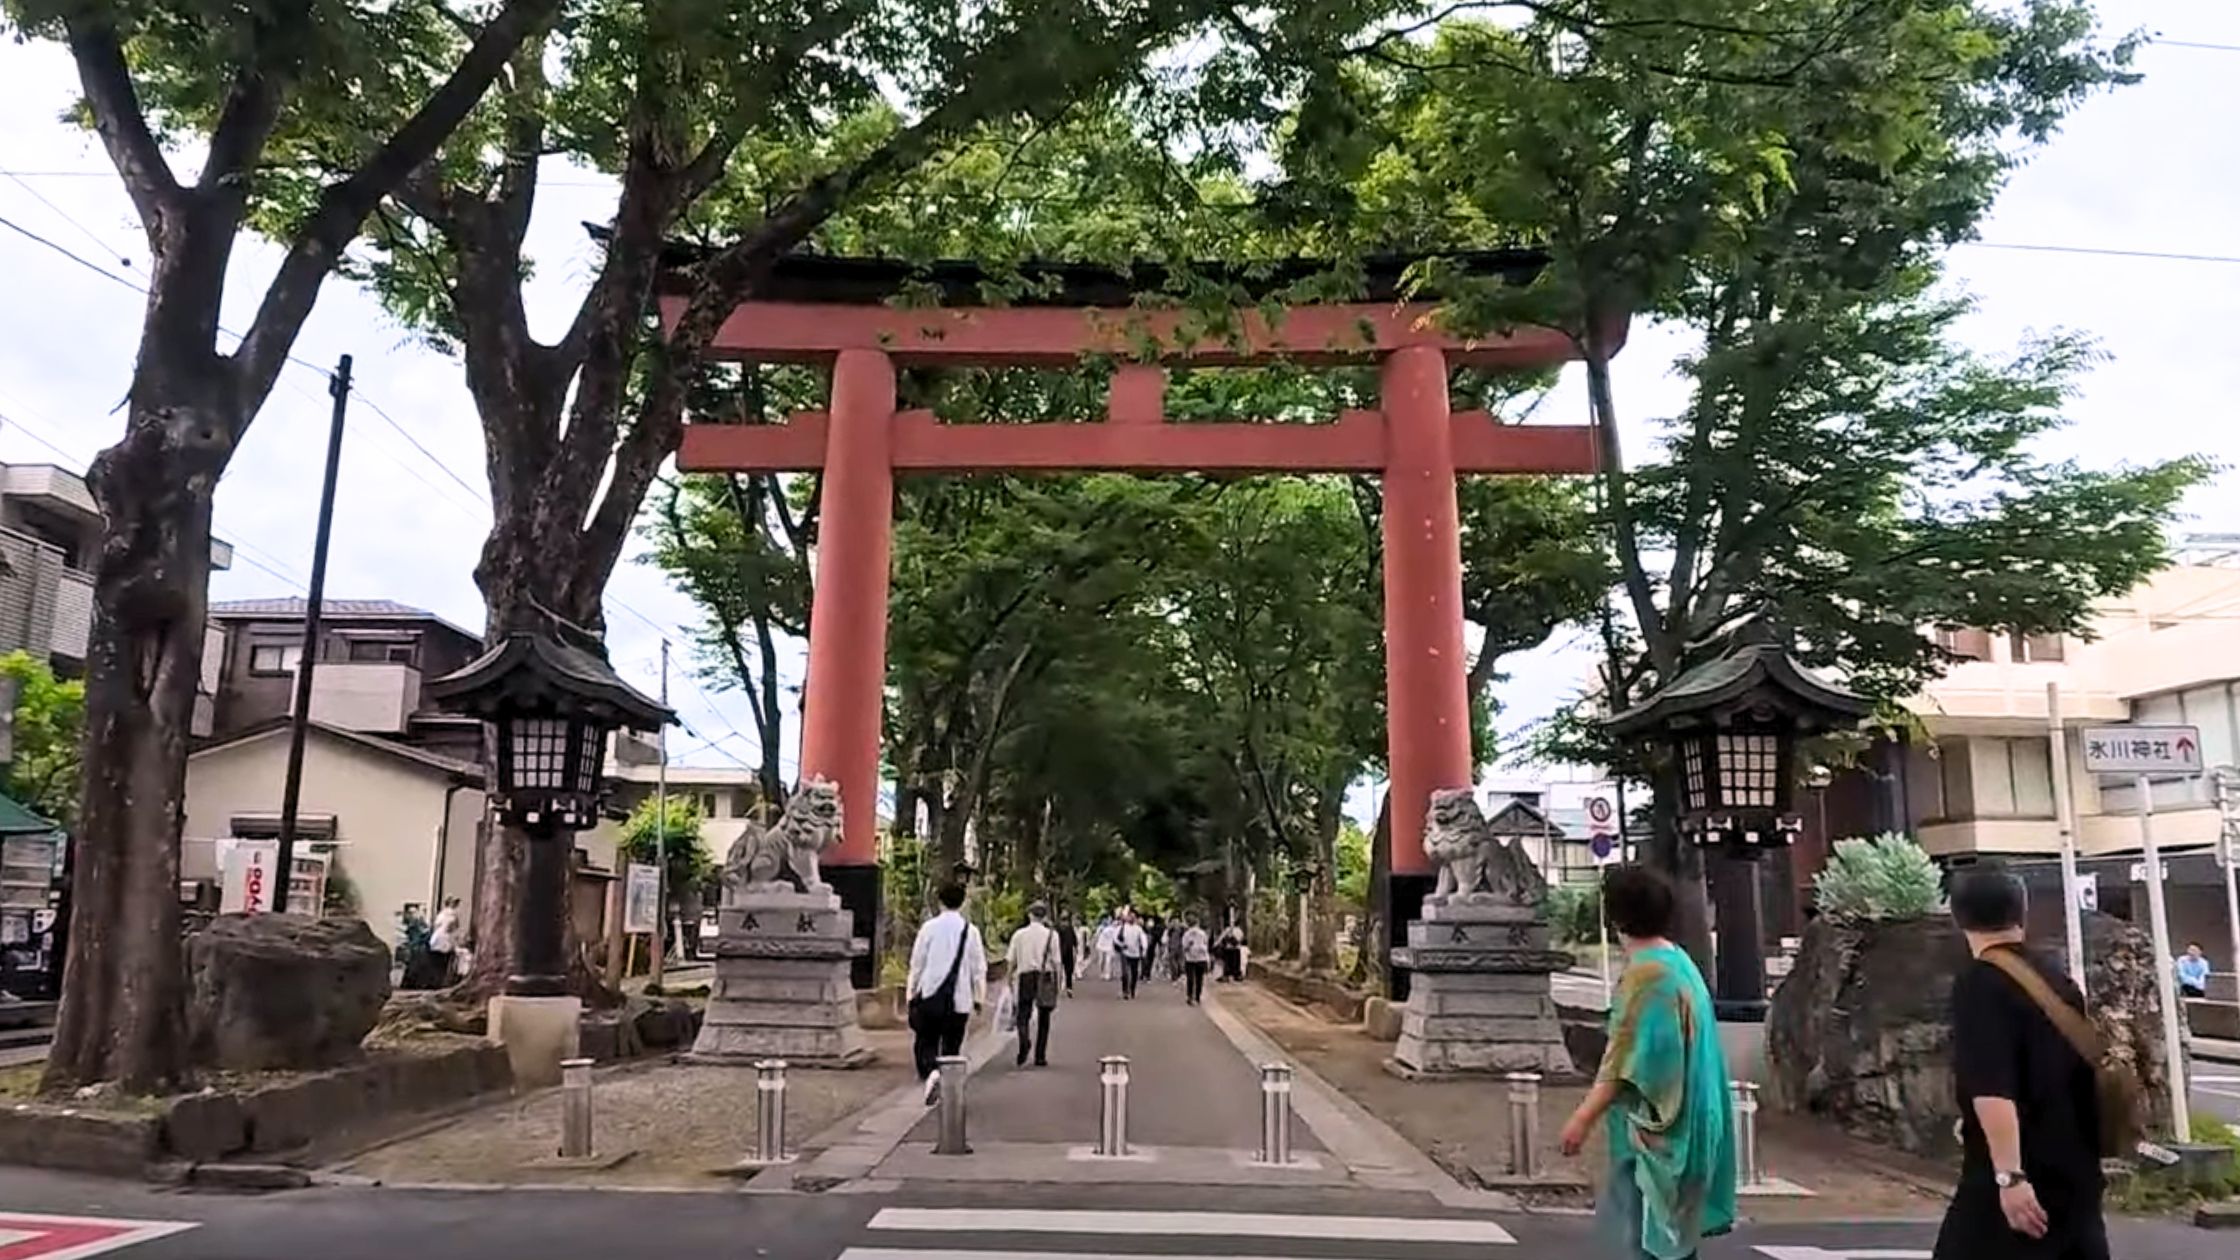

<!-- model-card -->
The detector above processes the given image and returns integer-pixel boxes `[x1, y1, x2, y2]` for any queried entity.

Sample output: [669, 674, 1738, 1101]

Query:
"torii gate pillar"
[798, 349, 896, 983]
[1379, 345, 1474, 951]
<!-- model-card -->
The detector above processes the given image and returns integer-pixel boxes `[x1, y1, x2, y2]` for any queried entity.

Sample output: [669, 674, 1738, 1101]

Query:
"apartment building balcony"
[48, 567, 91, 660]
[286, 661, 423, 734]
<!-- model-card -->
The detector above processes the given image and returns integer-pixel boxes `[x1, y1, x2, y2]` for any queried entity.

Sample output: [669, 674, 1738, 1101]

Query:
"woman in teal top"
[1561, 865, 1737, 1260]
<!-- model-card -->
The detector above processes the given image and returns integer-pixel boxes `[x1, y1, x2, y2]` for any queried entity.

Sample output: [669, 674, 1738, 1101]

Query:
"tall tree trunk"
[44, 401, 225, 1093]
[1302, 783, 1343, 972]
[1647, 760, 1713, 972]
[1360, 796, 1392, 993]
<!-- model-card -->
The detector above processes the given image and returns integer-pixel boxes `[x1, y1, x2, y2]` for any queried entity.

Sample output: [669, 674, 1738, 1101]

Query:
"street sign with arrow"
[2081, 725, 2203, 777]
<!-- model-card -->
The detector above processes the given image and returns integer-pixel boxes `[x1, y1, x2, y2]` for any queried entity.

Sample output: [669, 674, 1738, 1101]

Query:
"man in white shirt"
[1116, 909, 1150, 999]
[907, 882, 987, 1102]
[1005, 901, 1063, 1067]
[1094, 917, 1119, 980]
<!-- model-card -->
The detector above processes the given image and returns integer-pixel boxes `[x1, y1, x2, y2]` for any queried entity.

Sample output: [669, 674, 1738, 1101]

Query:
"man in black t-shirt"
[1934, 864, 2108, 1260]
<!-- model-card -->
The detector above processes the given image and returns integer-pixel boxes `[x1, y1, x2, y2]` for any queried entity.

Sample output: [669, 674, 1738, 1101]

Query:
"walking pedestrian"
[1165, 912, 1186, 982]
[1181, 913, 1211, 1005]
[428, 897, 461, 984]
[906, 882, 987, 1104]
[1006, 901, 1063, 1067]
[1056, 912, 1080, 995]
[1932, 864, 2113, 1260]
[1216, 921, 1244, 982]
[1117, 910, 1149, 999]
[1095, 916, 1119, 980]
[1560, 865, 1736, 1260]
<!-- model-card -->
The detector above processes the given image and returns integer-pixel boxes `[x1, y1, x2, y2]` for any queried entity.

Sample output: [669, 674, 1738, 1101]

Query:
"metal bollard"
[558, 1057, 595, 1159]
[750, 1059, 791, 1164]
[1505, 1072, 1543, 1178]
[1097, 1055, 1131, 1157]
[1731, 1079, 1763, 1186]
[933, 1055, 972, 1155]
[1256, 1062, 1295, 1164]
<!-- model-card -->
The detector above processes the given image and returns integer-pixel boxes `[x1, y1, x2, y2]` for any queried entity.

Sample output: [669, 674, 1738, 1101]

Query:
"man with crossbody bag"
[1937, 865, 2131, 1260]
[908, 882, 986, 1104]
[1006, 901, 1064, 1067]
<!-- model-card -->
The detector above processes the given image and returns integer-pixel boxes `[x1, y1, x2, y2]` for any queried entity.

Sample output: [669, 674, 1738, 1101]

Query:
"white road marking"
[0, 1213, 198, 1260]
[845, 1252, 1403, 1260]
[1754, 1248, 1931, 1260]
[865, 1208, 1515, 1244]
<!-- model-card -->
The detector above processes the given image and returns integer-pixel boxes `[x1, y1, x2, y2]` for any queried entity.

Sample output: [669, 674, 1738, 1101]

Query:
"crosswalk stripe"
[865, 1208, 1515, 1244]
[845, 1251, 1399, 1260]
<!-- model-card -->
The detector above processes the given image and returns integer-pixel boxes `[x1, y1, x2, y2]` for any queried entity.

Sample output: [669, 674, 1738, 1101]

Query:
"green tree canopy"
[0, 651, 84, 828]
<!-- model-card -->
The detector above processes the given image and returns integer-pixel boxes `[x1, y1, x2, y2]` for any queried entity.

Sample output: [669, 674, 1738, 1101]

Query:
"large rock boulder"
[186, 914, 391, 1071]
[1767, 911, 2171, 1157]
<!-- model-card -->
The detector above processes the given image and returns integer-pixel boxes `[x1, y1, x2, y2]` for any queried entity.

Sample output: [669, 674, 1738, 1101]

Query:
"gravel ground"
[339, 1027, 916, 1189]
[1222, 981, 1948, 1223]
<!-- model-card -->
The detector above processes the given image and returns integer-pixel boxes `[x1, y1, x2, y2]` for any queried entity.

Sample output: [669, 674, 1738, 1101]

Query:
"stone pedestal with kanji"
[689, 888, 870, 1066]
[1389, 899, 1576, 1076]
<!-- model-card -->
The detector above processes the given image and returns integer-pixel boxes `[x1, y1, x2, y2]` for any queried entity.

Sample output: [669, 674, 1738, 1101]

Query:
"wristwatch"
[1994, 1170, 2029, 1189]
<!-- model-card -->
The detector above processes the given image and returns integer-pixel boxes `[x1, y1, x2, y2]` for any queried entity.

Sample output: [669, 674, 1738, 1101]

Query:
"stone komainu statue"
[723, 778, 843, 895]
[1423, 787, 1542, 906]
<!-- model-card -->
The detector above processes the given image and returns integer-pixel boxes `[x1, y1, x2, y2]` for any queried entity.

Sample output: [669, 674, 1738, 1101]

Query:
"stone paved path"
[906, 966, 1322, 1152]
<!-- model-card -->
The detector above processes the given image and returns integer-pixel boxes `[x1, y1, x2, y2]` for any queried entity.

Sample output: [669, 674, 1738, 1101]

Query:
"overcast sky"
[0, 0, 2234, 808]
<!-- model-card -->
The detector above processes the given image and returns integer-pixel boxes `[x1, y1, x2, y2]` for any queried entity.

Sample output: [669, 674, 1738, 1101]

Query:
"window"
[347, 639, 416, 664]
[1934, 627, 1992, 661]
[700, 792, 720, 818]
[2009, 632, 2065, 663]
[732, 789, 755, 818]
[249, 643, 302, 674]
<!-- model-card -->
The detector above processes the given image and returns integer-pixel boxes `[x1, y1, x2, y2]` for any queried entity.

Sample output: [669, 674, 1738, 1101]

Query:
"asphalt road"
[1, 1170, 2232, 1260]
[2190, 1056, 2240, 1126]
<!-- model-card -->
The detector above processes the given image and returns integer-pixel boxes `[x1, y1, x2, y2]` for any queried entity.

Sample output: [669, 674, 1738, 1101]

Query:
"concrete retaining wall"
[0, 1041, 512, 1177]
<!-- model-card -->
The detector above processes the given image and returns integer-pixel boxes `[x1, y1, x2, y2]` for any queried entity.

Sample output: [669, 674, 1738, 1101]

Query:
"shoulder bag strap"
[1983, 949, 2103, 1065]
[936, 922, 969, 994]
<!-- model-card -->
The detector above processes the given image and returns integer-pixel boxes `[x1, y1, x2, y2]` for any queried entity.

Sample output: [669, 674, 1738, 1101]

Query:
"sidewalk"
[905, 972, 1324, 1151]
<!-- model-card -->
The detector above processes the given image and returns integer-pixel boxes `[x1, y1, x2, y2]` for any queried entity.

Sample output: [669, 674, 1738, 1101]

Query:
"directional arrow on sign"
[0, 1213, 196, 1260]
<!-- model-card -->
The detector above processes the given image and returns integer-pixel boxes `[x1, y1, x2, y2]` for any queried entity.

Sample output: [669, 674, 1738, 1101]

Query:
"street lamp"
[429, 630, 673, 998]
[1606, 622, 1869, 1020]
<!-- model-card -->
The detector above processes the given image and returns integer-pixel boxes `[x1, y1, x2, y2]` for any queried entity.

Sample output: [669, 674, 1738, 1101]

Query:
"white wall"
[185, 730, 479, 946]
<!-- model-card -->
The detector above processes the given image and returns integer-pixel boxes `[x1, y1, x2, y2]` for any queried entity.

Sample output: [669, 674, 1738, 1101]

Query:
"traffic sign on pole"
[2081, 725, 2204, 776]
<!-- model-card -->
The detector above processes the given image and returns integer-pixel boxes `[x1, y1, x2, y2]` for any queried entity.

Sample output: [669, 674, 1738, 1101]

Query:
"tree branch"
[230, 0, 562, 419]
[61, 15, 180, 231]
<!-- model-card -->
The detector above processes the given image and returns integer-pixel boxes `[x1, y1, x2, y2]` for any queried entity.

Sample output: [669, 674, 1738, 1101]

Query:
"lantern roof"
[1605, 632, 1868, 740]
[427, 631, 674, 732]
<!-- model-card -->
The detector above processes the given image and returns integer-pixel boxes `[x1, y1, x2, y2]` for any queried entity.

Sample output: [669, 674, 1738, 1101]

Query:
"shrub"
[1545, 881, 1603, 946]
[1814, 833, 1943, 924]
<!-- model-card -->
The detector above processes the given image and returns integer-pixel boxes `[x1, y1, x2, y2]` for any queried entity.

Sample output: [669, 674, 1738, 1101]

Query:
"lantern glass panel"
[571, 724, 608, 795]
[1717, 729, 1781, 808]
[1681, 731, 1712, 812]
[509, 717, 571, 790]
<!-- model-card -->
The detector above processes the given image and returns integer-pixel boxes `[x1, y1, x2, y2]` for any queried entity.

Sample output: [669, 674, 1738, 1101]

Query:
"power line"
[2156, 40, 2240, 53]
[1, 172, 134, 270]
[1957, 240, 2240, 266]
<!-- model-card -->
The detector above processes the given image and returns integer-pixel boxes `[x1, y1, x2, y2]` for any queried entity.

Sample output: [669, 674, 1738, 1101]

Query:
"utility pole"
[650, 639, 670, 987]
[274, 354, 351, 913]
[2047, 682, 2087, 994]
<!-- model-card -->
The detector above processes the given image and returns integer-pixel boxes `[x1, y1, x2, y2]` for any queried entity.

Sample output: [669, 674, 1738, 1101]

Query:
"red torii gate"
[667, 254, 1613, 978]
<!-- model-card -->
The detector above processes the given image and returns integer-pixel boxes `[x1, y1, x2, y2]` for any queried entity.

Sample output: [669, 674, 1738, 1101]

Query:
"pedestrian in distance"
[2176, 941, 2212, 1000]
[1560, 865, 1736, 1260]
[906, 882, 987, 1104]
[1006, 901, 1064, 1067]
[1932, 863, 2117, 1260]
[1181, 913, 1212, 1005]
[1056, 912, 1080, 995]
[1117, 909, 1150, 998]
[1095, 915, 1119, 981]
[1165, 911, 1186, 982]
